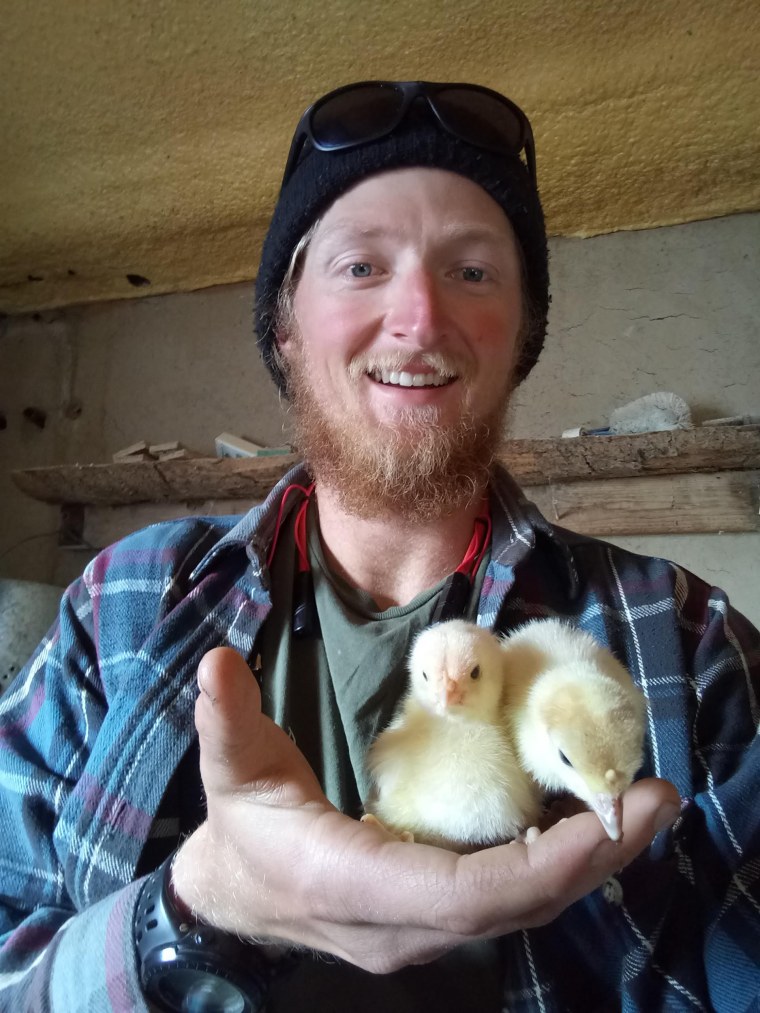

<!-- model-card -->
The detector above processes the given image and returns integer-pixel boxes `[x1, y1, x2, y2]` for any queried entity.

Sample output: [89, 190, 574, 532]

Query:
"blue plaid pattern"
[0, 464, 758, 1011]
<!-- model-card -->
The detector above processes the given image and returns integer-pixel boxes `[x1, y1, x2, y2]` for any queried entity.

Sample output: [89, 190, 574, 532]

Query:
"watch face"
[156, 968, 247, 1012]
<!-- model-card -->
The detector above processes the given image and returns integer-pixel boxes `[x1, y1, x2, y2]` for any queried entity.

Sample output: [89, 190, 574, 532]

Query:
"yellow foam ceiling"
[2, 0, 758, 314]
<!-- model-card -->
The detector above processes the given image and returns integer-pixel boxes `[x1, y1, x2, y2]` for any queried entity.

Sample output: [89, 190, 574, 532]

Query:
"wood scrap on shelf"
[111, 439, 199, 463]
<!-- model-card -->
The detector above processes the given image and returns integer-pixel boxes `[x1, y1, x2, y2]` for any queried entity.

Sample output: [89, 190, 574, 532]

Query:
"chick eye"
[558, 750, 573, 767]
[421, 671, 428, 682]
[470, 665, 481, 680]
[349, 262, 373, 278]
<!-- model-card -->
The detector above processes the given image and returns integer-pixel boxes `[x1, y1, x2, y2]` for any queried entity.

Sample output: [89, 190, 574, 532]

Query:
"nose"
[384, 268, 448, 348]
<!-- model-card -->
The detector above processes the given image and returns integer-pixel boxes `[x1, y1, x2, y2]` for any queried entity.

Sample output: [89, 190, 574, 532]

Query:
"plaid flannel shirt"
[0, 463, 758, 1012]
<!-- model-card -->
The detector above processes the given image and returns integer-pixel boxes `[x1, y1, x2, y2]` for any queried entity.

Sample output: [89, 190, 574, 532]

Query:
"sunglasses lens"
[433, 87, 525, 154]
[311, 84, 405, 149]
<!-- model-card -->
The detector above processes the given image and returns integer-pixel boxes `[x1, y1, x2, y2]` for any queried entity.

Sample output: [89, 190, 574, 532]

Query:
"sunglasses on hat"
[280, 80, 537, 192]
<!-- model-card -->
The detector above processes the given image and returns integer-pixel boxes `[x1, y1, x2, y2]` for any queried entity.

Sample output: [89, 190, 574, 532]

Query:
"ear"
[274, 300, 297, 357]
[276, 327, 292, 353]
[271, 333, 294, 381]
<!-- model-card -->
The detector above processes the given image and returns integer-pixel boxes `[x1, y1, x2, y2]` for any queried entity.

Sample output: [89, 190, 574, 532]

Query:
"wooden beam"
[13, 453, 301, 506]
[524, 471, 760, 536]
[12, 427, 760, 507]
[64, 471, 759, 550]
[500, 425, 760, 485]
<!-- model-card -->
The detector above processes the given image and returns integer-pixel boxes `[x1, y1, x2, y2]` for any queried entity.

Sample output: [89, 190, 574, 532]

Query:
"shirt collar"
[189, 461, 311, 584]
[489, 465, 580, 600]
[189, 461, 578, 600]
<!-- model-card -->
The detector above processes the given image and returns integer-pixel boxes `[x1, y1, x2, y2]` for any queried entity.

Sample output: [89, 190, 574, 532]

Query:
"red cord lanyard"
[268, 484, 492, 636]
[266, 482, 315, 573]
[430, 500, 491, 624]
[455, 509, 492, 581]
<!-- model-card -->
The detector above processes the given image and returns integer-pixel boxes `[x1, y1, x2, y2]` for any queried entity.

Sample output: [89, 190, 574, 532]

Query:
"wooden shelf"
[500, 426, 759, 485]
[12, 453, 302, 506]
[11, 428, 760, 543]
[12, 428, 760, 506]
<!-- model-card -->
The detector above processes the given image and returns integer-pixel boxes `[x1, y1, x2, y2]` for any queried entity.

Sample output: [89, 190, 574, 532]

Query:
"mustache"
[347, 350, 474, 382]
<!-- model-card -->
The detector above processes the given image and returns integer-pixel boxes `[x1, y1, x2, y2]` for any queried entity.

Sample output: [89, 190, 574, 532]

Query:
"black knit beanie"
[254, 110, 549, 393]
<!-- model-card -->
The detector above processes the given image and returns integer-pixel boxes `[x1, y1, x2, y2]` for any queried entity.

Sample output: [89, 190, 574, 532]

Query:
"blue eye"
[350, 263, 372, 278]
[461, 266, 485, 282]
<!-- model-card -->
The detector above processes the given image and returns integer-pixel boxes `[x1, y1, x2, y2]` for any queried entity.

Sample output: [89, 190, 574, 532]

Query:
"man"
[0, 82, 757, 1012]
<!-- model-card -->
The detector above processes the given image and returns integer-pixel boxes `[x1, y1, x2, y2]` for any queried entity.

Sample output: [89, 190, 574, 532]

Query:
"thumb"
[195, 647, 326, 806]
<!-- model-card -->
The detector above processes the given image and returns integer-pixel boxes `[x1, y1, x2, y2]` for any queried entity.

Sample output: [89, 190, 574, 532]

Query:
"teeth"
[372, 368, 452, 388]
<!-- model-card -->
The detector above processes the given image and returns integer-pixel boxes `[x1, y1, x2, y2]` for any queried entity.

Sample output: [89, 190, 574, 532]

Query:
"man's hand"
[172, 648, 680, 974]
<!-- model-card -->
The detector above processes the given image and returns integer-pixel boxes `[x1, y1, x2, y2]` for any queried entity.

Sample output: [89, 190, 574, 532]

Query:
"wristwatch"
[134, 854, 281, 1012]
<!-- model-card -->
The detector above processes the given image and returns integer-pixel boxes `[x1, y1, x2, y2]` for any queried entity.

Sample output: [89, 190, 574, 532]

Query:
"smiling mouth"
[367, 368, 456, 389]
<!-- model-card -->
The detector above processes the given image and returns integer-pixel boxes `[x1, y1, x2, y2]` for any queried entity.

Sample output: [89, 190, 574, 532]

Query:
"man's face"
[278, 166, 525, 519]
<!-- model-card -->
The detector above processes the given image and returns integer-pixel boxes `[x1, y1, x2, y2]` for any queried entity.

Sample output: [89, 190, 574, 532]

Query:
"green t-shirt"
[259, 498, 503, 1012]
[260, 500, 487, 812]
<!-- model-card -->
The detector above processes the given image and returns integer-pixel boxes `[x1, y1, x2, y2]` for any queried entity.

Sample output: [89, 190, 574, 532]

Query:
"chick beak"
[591, 793, 623, 841]
[443, 678, 464, 708]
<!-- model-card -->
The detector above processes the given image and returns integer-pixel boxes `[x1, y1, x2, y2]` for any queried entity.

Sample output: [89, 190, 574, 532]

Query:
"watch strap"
[134, 854, 275, 1012]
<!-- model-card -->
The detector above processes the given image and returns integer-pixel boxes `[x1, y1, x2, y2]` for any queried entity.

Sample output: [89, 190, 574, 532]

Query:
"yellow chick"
[364, 619, 542, 852]
[500, 619, 647, 841]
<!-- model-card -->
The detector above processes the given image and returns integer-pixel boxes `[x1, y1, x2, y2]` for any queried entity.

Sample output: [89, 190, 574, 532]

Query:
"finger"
[195, 647, 324, 804]
[463, 777, 681, 932]
[584, 776, 681, 878]
[333, 777, 679, 939]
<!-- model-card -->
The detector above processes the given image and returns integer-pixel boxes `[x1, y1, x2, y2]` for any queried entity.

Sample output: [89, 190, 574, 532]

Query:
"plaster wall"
[1, 213, 757, 624]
